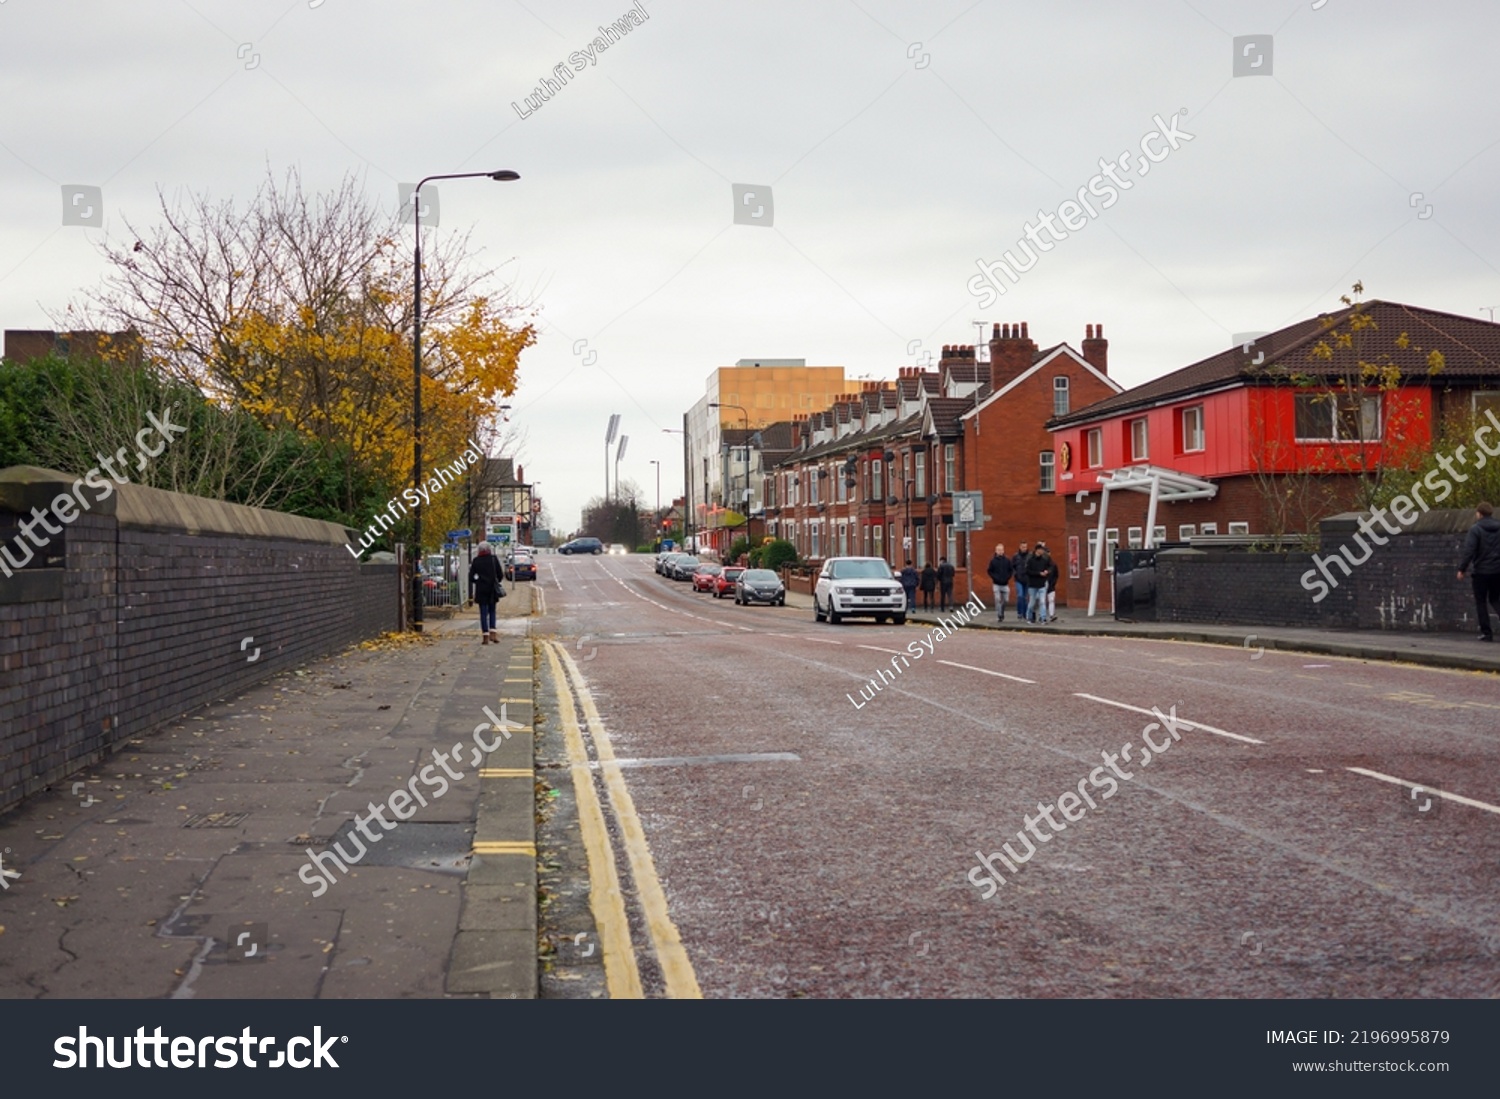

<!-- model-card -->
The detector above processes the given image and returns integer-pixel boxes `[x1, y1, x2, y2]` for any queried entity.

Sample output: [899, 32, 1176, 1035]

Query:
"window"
[1200, 522, 1218, 535]
[1130, 418, 1149, 461]
[1087, 529, 1099, 571]
[902, 452, 911, 497]
[873, 524, 884, 558]
[1152, 526, 1166, 546]
[1105, 527, 1119, 571]
[946, 525, 957, 565]
[1127, 527, 1143, 549]
[1178, 524, 1196, 541]
[1294, 393, 1381, 442]
[809, 470, 819, 506]
[836, 464, 847, 503]
[810, 524, 821, 558]
[1039, 450, 1055, 492]
[915, 523, 928, 567]
[1228, 521, 1250, 535]
[914, 451, 927, 495]
[1181, 405, 1205, 452]
[838, 523, 848, 556]
[1087, 428, 1103, 468]
[872, 459, 884, 501]
[1053, 376, 1070, 416]
[944, 444, 956, 491]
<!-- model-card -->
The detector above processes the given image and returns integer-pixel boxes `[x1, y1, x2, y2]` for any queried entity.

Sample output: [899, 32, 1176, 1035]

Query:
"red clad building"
[1046, 300, 1500, 614]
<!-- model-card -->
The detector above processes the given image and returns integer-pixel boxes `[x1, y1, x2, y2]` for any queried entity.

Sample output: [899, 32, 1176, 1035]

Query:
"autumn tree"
[76, 166, 534, 533]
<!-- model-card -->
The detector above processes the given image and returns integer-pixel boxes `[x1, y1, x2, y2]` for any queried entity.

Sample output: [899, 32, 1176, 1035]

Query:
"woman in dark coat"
[919, 562, 938, 610]
[468, 544, 505, 643]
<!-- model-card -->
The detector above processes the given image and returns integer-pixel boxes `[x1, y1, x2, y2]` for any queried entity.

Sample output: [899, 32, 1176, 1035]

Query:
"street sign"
[447, 529, 471, 539]
[951, 491, 984, 531]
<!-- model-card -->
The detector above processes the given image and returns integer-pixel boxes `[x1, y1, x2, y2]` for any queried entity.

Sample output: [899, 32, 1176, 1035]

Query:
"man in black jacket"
[986, 543, 1013, 622]
[1457, 501, 1500, 641]
[1025, 544, 1053, 623]
[937, 557, 956, 611]
[1011, 541, 1032, 622]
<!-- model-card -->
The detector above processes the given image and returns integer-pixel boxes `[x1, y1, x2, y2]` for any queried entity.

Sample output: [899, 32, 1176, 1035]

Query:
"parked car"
[504, 550, 536, 581]
[713, 566, 746, 598]
[814, 557, 905, 624]
[736, 568, 786, 606]
[559, 537, 603, 555]
[670, 555, 702, 581]
[655, 551, 676, 574]
[692, 563, 723, 592]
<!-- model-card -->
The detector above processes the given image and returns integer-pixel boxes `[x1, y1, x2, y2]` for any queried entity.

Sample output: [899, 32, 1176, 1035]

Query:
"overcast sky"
[3, 0, 1497, 532]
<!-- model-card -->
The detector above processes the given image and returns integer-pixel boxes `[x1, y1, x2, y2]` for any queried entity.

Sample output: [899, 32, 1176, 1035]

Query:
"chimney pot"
[1021, 322, 1029, 340]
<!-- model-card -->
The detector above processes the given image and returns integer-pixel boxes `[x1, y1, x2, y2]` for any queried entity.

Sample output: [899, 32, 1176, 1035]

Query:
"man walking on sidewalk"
[1012, 541, 1032, 623]
[1458, 501, 1500, 641]
[899, 560, 919, 612]
[986, 543, 1013, 622]
[937, 556, 956, 611]
[919, 562, 937, 610]
[1025, 543, 1054, 623]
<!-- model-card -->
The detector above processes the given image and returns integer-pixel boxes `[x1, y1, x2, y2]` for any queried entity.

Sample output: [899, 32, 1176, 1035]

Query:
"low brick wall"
[0, 466, 399, 815]
[1151, 509, 1479, 632]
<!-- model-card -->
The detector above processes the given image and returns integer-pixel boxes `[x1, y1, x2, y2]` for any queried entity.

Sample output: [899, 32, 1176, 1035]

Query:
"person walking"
[899, 560, 920, 611]
[986, 543, 1014, 622]
[1458, 501, 1500, 641]
[937, 556, 956, 611]
[1025, 543, 1052, 623]
[468, 543, 505, 644]
[919, 562, 937, 610]
[1012, 541, 1032, 623]
[1042, 545, 1061, 623]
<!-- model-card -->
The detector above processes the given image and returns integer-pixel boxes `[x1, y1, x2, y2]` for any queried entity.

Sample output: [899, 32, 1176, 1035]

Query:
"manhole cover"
[183, 812, 250, 828]
[321, 820, 473, 874]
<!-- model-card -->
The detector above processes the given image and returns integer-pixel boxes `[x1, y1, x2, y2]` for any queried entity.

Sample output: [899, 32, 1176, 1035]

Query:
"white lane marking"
[800, 637, 844, 645]
[1073, 692, 1264, 744]
[937, 659, 1036, 684]
[1345, 767, 1500, 816]
[857, 645, 904, 655]
[537, 585, 547, 616]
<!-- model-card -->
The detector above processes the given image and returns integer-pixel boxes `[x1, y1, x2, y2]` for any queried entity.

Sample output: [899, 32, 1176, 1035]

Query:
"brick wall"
[1, 467, 398, 815]
[1146, 509, 1477, 632]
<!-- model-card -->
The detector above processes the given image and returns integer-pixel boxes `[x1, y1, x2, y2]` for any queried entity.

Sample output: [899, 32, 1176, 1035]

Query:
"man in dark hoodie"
[1011, 541, 1032, 622]
[1457, 501, 1500, 641]
[986, 542, 1013, 622]
[899, 560, 920, 611]
[1025, 543, 1053, 623]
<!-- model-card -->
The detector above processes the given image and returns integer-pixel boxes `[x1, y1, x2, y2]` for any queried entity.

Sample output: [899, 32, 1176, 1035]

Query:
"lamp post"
[410, 168, 519, 631]
[663, 426, 687, 551]
[648, 459, 661, 549]
[605, 415, 621, 504]
[709, 401, 750, 558]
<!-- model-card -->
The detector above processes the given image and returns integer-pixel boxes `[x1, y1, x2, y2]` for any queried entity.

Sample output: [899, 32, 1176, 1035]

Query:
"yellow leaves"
[1394, 332, 1411, 350]
[1310, 341, 1333, 361]
[1426, 349, 1445, 374]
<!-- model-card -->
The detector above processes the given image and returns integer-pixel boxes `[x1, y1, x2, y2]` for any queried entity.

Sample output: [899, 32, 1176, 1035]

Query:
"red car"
[691, 564, 723, 592]
[713, 566, 745, 598]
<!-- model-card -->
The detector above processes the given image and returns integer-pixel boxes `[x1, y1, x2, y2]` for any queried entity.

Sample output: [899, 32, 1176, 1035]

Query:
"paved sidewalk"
[781, 589, 1500, 674]
[0, 581, 540, 998]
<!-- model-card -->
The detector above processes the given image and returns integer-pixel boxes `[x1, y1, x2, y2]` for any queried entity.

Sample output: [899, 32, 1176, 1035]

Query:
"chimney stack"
[1082, 323, 1108, 374]
[988, 319, 1037, 387]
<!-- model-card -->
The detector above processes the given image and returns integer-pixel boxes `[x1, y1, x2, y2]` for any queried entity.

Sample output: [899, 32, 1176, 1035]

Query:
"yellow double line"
[543, 640, 702, 999]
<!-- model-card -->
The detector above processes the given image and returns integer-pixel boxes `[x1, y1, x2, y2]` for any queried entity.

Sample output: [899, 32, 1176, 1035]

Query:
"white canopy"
[1085, 465, 1218, 616]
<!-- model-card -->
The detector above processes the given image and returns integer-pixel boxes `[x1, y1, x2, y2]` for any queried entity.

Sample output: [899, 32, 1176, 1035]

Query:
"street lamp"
[648, 459, 661, 548]
[605, 414, 621, 503]
[663, 426, 688, 551]
[709, 401, 750, 557]
[410, 168, 519, 631]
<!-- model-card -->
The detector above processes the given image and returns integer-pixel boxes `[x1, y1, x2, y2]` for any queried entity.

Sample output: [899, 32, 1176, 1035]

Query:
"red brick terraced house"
[763, 323, 1121, 604]
[1046, 300, 1500, 615]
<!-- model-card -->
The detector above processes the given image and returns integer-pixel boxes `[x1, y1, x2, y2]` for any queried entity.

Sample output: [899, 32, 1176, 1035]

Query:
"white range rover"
[814, 557, 906, 625]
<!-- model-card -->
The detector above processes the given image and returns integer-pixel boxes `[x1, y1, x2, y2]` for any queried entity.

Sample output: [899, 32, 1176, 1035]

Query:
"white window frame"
[1039, 450, 1055, 493]
[1200, 522, 1218, 535]
[1228, 521, 1250, 535]
[1127, 527, 1143, 549]
[1087, 428, 1103, 468]
[1182, 405, 1205, 453]
[943, 444, 956, 492]
[1178, 524, 1196, 541]
[1152, 525, 1166, 546]
[1053, 376, 1070, 417]
[914, 451, 927, 496]
[1105, 527, 1119, 571]
[1087, 529, 1099, 572]
[1130, 417, 1149, 462]
[872, 459, 884, 501]
[1293, 392, 1382, 443]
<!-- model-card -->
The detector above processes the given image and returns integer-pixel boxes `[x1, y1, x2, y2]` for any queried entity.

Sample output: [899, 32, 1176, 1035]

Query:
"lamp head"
[488, 170, 521, 181]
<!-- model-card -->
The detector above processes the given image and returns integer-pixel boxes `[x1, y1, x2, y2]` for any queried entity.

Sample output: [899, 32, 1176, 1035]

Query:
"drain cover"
[322, 820, 473, 874]
[183, 812, 249, 828]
